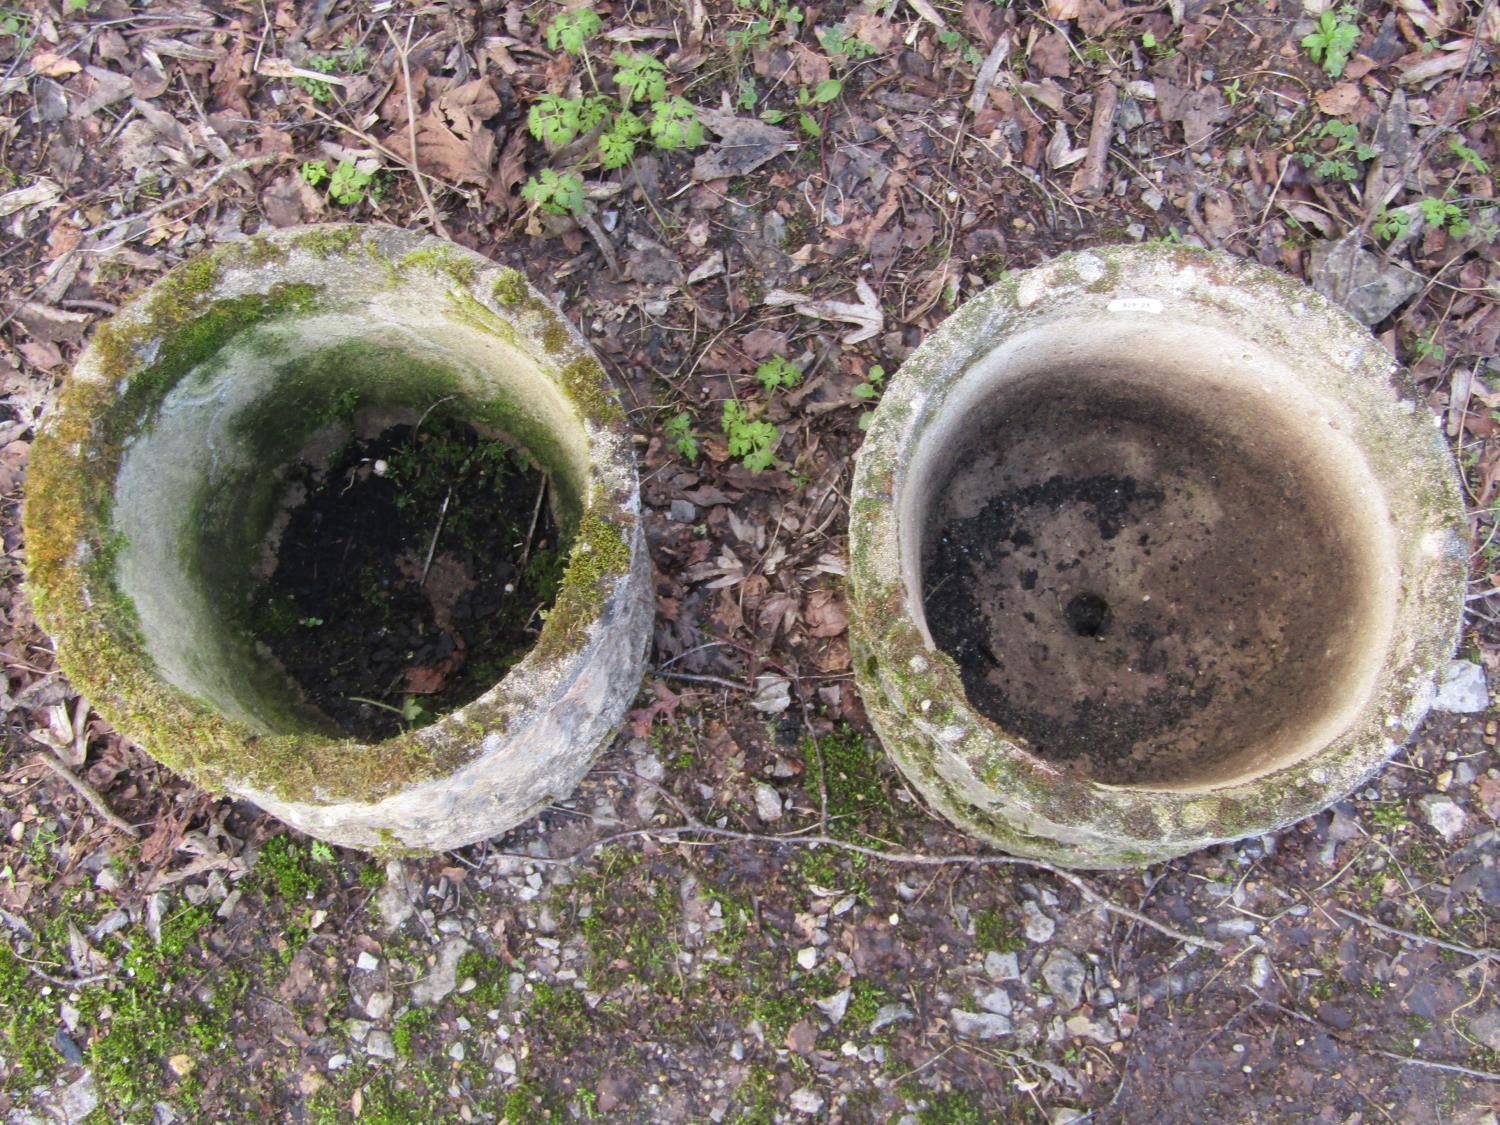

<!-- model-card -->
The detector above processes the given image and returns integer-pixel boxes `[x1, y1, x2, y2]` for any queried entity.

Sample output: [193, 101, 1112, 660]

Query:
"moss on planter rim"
[24, 225, 641, 814]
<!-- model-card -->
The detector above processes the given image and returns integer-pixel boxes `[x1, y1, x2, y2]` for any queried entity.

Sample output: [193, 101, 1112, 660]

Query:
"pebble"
[375, 861, 415, 932]
[448, 1042, 465, 1062]
[364, 990, 393, 1020]
[494, 1051, 518, 1075]
[950, 1009, 1013, 1039]
[327, 1053, 349, 1070]
[753, 783, 783, 823]
[1432, 660, 1489, 713]
[978, 988, 1012, 1016]
[1417, 795, 1466, 842]
[1040, 949, 1087, 1011]
[355, 951, 380, 972]
[870, 1003, 915, 1032]
[796, 946, 818, 970]
[364, 1031, 396, 1060]
[815, 988, 850, 1024]
[412, 937, 474, 1007]
[1064, 1014, 1117, 1044]
[985, 950, 1021, 980]
[1468, 1008, 1500, 1051]
[1022, 900, 1055, 943]
[1250, 954, 1272, 990]
[789, 1088, 825, 1114]
[59, 1073, 99, 1122]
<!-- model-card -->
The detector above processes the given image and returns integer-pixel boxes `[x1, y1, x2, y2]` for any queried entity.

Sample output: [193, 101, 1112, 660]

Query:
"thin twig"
[1336, 906, 1499, 962]
[518, 473, 549, 571]
[419, 488, 452, 587]
[34, 749, 140, 839]
[495, 822, 1222, 952]
[657, 671, 756, 692]
[382, 17, 450, 240]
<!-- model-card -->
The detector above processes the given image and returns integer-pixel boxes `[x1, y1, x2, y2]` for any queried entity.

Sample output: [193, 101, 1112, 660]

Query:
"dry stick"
[656, 671, 756, 692]
[518, 474, 549, 572]
[499, 821, 1221, 952]
[419, 487, 452, 587]
[382, 17, 450, 241]
[33, 749, 140, 839]
[1336, 906, 1499, 963]
[1072, 78, 1120, 199]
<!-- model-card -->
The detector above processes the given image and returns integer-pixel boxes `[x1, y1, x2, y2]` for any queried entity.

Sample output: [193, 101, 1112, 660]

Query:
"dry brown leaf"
[693, 110, 796, 181]
[485, 129, 528, 212]
[803, 589, 848, 639]
[417, 78, 502, 185]
[1045, 0, 1083, 18]
[31, 51, 81, 79]
[1315, 82, 1362, 116]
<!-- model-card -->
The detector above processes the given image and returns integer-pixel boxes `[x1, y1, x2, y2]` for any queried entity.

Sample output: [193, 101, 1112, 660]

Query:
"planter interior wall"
[24, 224, 652, 851]
[850, 246, 1467, 868]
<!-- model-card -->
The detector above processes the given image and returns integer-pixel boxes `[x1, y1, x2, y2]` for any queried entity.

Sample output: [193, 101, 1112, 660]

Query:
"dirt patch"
[250, 419, 566, 740]
[922, 380, 1365, 787]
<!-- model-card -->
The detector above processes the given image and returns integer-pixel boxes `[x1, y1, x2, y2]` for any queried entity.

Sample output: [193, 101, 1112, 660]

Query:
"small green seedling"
[1412, 327, 1446, 362]
[599, 109, 647, 169]
[664, 411, 700, 460]
[818, 22, 880, 59]
[547, 7, 602, 54]
[301, 159, 376, 205]
[1297, 119, 1375, 181]
[936, 27, 984, 65]
[1301, 8, 1360, 78]
[522, 168, 587, 217]
[1372, 206, 1410, 241]
[613, 51, 668, 104]
[722, 399, 778, 472]
[853, 364, 886, 429]
[755, 355, 802, 393]
[649, 96, 704, 150]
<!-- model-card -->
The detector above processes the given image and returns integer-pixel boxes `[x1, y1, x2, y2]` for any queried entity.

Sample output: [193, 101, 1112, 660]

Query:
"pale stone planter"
[849, 246, 1466, 868]
[25, 225, 652, 852]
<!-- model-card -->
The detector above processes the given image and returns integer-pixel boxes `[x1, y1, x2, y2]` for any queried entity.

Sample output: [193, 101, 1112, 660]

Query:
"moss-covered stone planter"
[849, 245, 1466, 868]
[24, 224, 651, 852]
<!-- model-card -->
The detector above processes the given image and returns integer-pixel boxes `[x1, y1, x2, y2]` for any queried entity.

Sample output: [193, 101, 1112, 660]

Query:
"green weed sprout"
[722, 400, 778, 471]
[649, 96, 704, 150]
[664, 411, 700, 460]
[613, 52, 668, 104]
[1301, 8, 1359, 79]
[521, 168, 587, 217]
[547, 7, 602, 54]
[755, 355, 802, 393]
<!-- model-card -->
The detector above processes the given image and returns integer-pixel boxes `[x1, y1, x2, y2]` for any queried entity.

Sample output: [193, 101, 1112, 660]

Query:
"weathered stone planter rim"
[24, 223, 641, 813]
[849, 244, 1467, 866]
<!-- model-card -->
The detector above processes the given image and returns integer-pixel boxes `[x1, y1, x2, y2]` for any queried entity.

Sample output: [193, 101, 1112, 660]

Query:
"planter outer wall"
[24, 224, 652, 852]
[848, 246, 1467, 868]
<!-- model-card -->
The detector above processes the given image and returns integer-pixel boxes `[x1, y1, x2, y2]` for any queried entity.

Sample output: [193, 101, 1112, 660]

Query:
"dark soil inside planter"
[921, 384, 1366, 787]
[249, 419, 566, 740]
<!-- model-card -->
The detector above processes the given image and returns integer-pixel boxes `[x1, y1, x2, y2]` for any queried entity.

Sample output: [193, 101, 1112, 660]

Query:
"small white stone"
[1250, 954, 1272, 990]
[950, 1008, 1012, 1039]
[364, 990, 393, 1020]
[365, 1030, 396, 1060]
[1432, 660, 1488, 713]
[327, 1053, 349, 1070]
[978, 988, 1013, 1016]
[494, 1051, 517, 1075]
[448, 1042, 465, 1062]
[356, 951, 380, 972]
[796, 947, 818, 970]
[372, 459, 388, 476]
[985, 951, 1021, 980]
[753, 783, 783, 823]
[1022, 900, 1055, 943]
[789, 1088, 825, 1114]
[1417, 795, 1465, 842]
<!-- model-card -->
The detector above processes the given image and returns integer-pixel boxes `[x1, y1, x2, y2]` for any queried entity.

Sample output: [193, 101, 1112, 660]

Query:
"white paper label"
[1107, 297, 1164, 314]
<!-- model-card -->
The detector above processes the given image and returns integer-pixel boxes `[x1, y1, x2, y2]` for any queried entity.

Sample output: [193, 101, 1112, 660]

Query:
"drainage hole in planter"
[1064, 592, 1110, 637]
[247, 419, 568, 741]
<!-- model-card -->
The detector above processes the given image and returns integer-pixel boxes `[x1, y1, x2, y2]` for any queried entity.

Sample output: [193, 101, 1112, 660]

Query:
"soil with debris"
[2, 1, 1498, 1123]
[252, 420, 564, 741]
